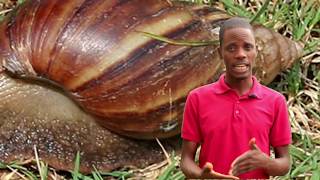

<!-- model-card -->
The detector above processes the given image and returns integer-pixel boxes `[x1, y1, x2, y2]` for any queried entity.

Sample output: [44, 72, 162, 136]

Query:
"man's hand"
[181, 140, 240, 179]
[229, 138, 270, 176]
[200, 162, 239, 179]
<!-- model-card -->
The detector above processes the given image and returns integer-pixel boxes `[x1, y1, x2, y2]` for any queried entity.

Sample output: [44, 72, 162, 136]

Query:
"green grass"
[159, 0, 320, 179]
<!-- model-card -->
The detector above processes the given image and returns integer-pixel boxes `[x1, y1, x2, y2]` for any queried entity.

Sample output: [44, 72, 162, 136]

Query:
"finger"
[202, 162, 213, 173]
[231, 156, 241, 169]
[232, 163, 256, 176]
[249, 137, 257, 150]
[211, 171, 240, 180]
[231, 155, 255, 176]
[231, 152, 250, 168]
[232, 155, 261, 176]
[249, 137, 260, 151]
[231, 160, 248, 175]
[202, 163, 239, 179]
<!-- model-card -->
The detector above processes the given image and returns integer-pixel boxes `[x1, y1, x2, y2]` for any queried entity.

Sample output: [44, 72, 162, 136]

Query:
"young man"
[180, 17, 292, 179]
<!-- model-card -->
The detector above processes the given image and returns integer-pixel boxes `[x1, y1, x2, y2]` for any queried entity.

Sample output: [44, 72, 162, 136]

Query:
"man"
[180, 17, 292, 179]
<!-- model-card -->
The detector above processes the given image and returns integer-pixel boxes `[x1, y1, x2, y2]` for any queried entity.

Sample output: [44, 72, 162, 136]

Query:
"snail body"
[0, 0, 302, 140]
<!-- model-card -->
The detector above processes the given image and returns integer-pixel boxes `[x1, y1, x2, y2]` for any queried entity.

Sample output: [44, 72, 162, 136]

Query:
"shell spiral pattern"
[0, 0, 303, 139]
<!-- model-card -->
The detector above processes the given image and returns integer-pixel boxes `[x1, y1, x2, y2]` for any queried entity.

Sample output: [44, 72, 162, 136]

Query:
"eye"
[244, 44, 254, 51]
[226, 45, 236, 52]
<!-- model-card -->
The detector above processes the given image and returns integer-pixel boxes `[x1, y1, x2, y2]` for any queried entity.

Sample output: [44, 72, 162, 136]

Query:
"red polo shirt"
[182, 74, 291, 179]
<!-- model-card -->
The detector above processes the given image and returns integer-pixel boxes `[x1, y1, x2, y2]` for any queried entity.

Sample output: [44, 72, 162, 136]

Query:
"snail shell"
[0, 0, 303, 139]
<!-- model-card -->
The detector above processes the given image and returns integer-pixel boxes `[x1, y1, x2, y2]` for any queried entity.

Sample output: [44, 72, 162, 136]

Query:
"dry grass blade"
[156, 138, 172, 165]
[34, 145, 42, 178]
[6, 166, 28, 180]
[1, 170, 18, 180]
[0, 9, 11, 15]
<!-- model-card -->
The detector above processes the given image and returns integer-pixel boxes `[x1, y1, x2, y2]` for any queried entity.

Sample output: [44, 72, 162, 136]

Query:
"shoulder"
[259, 85, 286, 102]
[188, 82, 217, 97]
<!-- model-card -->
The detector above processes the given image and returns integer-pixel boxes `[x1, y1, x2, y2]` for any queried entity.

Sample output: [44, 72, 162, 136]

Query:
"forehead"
[223, 27, 255, 44]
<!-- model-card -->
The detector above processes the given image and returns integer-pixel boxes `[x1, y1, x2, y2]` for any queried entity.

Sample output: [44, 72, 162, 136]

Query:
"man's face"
[219, 27, 257, 81]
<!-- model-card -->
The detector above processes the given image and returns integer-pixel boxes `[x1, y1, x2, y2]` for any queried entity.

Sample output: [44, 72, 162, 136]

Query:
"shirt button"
[235, 110, 239, 114]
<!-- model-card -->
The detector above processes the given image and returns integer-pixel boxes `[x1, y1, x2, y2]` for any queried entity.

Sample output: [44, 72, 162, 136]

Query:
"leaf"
[18, 0, 26, 5]
[92, 166, 103, 180]
[99, 171, 132, 178]
[291, 150, 319, 177]
[290, 146, 308, 160]
[250, 0, 272, 23]
[39, 162, 48, 180]
[72, 151, 81, 180]
[157, 158, 177, 180]
[311, 168, 320, 180]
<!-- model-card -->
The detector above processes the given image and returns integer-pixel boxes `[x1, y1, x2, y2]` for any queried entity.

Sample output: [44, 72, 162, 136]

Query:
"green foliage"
[250, 0, 271, 23]
[18, 0, 26, 5]
[165, 0, 320, 179]
[286, 62, 302, 96]
[69, 152, 132, 180]
[0, 161, 38, 179]
[71, 151, 81, 180]
[285, 0, 320, 41]
[157, 154, 185, 180]
[99, 171, 132, 179]
[220, 0, 253, 18]
[290, 150, 320, 178]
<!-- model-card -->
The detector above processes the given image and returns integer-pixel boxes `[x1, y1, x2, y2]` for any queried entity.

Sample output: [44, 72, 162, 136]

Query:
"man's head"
[218, 17, 257, 81]
[219, 17, 253, 45]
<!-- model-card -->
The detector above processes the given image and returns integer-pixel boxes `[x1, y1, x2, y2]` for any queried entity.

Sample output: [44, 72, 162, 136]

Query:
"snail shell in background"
[0, 0, 303, 139]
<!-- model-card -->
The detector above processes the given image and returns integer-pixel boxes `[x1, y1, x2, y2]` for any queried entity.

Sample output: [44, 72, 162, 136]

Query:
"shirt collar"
[213, 74, 263, 99]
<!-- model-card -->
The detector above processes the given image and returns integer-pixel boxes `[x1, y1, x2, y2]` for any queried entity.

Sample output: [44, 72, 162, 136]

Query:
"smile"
[232, 64, 249, 73]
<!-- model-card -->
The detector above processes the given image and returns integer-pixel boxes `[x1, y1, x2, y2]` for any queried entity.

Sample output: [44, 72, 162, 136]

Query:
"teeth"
[233, 65, 247, 72]
[235, 65, 246, 67]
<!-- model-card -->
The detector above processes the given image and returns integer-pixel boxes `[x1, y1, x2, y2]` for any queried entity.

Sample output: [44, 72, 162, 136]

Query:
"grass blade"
[291, 150, 319, 177]
[138, 31, 219, 46]
[157, 158, 177, 180]
[250, 0, 272, 23]
[72, 151, 81, 180]
[311, 167, 320, 180]
[92, 166, 103, 180]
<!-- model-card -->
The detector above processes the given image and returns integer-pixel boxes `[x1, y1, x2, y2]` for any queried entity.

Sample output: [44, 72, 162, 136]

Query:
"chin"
[232, 73, 252, 81]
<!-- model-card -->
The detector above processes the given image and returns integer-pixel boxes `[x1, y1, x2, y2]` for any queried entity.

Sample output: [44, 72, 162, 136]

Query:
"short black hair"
[219, 17, 253, 45]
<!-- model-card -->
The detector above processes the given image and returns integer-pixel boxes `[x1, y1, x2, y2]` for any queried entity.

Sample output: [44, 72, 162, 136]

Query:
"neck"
[224, 75, 253, 96]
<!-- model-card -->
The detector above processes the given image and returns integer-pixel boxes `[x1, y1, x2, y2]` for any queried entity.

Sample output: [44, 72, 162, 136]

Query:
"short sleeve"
[181, 91, 202, 143]
[270, 95, 292, 147]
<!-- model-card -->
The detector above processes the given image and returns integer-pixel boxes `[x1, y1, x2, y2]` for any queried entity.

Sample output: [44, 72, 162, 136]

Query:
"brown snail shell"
[0, 0, 303, 139]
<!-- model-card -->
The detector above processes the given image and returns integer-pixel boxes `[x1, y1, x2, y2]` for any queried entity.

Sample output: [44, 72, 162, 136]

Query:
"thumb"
[203, 162, 213, 173]
[249, 137, 260, 151]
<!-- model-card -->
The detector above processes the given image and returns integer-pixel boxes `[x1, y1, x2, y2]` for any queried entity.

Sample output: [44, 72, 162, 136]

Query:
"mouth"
[232, 64, 249, 73]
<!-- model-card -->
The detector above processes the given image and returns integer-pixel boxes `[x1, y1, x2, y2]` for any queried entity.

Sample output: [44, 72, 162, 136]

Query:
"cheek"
[223, 54, 233, 62]
[223, 57, 232, 67]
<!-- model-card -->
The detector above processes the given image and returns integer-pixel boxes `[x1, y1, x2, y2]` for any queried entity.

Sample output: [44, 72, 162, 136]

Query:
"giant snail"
[0, 0, 303, 173]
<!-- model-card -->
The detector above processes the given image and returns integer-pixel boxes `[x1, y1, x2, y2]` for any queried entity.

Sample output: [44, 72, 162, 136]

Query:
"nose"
[235, 48, 246, 59]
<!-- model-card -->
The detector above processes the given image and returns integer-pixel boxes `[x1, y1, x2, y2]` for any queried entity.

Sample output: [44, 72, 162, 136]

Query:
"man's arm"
[230, 138, 290, 176]
[265, 145, 291, 176]
[180, 140, 202, 178]
[180, 140, 239, 179]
